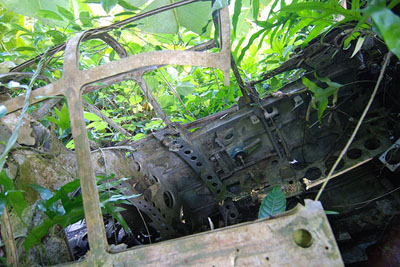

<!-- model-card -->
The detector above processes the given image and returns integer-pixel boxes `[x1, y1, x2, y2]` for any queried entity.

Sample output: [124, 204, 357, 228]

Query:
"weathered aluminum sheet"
[69, 200, 343, 266]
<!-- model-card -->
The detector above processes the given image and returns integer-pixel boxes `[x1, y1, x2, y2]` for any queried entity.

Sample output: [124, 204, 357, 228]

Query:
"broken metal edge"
[61, 200, 343, 266]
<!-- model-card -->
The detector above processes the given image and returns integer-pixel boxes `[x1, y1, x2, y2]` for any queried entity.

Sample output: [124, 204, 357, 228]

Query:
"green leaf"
[108, 206, 132, 235]
[281, 1, 358, 19]
[79, 11, 92, 27]
[132, 133, 146, 141]
[101, 0, 118, 13]
[258, 186, 286, 219]
[24, 208, 84, 251]
[139, 0, 178, 34]
[351, 36, 365, 58]
[46, 30, 67, 43]
[118, 0, 139, 10]
[232, 0, 242, 36]
[369, 7, 400, 59]
[129, 95, 143, 105]
[253, 0, 260, 20]
[6, 190, 27, 218]
[237, 29, 264, 63]
[84, 112, 102, 121]
[57, 6, 74, 20]
[158, 94, 176, 109]
[176, 82, 195, 96]
[36, 10, 64, 21]
[0, 0, 71, 27]
[58, 179, 81, 194]
[303, 76, 342, 121]
[46, 103, 71, 132]
[0, 105, 7, 119]
[0, 170, 14, 192]
[302, 76, 318, 91]
[14, 47, 37, 52]
[28, 184, 53, 200]
[123, 0, 148, 6]
[175, 1, 212, 35]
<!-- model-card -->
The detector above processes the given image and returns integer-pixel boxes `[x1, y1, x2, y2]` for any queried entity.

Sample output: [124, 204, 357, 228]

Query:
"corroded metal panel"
[73, 200, 343, 266]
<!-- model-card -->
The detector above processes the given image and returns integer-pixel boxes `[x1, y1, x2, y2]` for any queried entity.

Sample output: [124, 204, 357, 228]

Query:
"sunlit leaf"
[84, 112, 102, 121]
[79, 11, 92, 27]
[232, 0, 242, 36]
[57, 5, 74, 20]
[129, 95, 143, 105]
[37, 10, 64, 21]
[101, 0, 118, 13]
[117, 0, 139, 10]
[253, 0, 259, 20]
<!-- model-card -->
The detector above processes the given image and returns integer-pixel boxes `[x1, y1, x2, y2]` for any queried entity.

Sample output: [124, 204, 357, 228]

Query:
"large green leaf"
[5, 190, 27, 218]
[0, 0, 71, 26]
[136, 0, 212, 35]
[369, 7, 400, 59]
[57, 5, 74, 20]
[258, 186, 286, 219]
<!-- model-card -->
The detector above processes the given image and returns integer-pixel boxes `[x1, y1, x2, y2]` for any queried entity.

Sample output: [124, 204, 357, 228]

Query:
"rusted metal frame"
[26, 7, 230, 265]
[62, 32, 109, 255]
[0, 5, 230, 264]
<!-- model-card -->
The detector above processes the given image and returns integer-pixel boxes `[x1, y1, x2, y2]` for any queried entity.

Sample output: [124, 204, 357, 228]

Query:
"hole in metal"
[347, 148, 362, 159]
[163, 191, 174, 208]
[293, 229, 313, 248]
[304, 167, 322, 181]
[364, 138, 381, 150]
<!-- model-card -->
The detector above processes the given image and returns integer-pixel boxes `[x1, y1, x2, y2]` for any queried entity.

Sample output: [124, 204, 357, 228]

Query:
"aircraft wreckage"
[1, 0, 399, 266]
